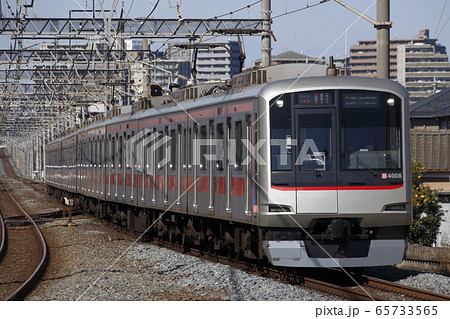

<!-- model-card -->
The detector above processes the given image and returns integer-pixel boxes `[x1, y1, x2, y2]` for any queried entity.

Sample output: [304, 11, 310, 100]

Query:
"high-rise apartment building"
[397, 43, 450, 102]
[196, 40, 240, 83]
[348, 29, 444, 80]
[127, 40, 240, 96]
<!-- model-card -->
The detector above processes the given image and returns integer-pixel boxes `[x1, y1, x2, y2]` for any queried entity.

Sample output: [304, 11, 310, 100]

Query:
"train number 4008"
[382, 173, 402, 179]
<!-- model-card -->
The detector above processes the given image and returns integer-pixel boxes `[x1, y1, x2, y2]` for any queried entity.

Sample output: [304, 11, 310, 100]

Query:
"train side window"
[200, 125, 207, 171]
[216, 123, 224, 171]
[235, 121, 243, 171]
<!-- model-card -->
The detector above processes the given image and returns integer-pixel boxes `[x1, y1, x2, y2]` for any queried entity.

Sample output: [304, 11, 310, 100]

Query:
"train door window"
[182, 128, 187, 171]
[90, 140, 93, 167]
[146, 129, 155, 174]
[188, 127, 193, 171]
[298, 114, 333, 171]
[111, 136, 116, 168]
[104, 137, 108, 168]
[91, 141, 94, 166]
[92, 140, 95, 167]
[216, 123, 224, 171]
[170, 129, 176, 171]
[143, 131, 149, 174]
[126, 134, 131, 170]
[234, 121, 243, 171]
[177, 125, 182, 172]
[118, 135, 123, 169]
[157, 131, 164, 170]
[95, 140, 99, 167]
[97, 139, 100, 167]
[131, 132, 136, 169]
[200, 125, 207, 171]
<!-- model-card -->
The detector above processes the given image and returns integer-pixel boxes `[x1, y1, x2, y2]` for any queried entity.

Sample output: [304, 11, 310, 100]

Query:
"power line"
[208, 0, 261, 20]
[436, 14, 450, 39]
[434, 0, 448, 38]
[272, 0, 330, 20]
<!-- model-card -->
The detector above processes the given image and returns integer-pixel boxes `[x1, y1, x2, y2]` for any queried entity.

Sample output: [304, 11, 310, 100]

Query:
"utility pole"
[142, 39, 150, 98]
[376, 0, 390, 79]
[334, 0, 391, 79]
[261, 0, 271, 67]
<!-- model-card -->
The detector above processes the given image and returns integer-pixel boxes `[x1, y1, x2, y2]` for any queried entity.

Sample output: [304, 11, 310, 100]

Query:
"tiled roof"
[410, 88, 450, 118]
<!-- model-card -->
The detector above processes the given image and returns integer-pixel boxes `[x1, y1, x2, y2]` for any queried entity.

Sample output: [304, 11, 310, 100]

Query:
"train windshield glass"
[340, 90, 402, 170]
[270, 95, 292, 171]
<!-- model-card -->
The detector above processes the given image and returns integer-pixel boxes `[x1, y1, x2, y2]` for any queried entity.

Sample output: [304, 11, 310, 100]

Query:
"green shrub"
[410, 161, 444, 246]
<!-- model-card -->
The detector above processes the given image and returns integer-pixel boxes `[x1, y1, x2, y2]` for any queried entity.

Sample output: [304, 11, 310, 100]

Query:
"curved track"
[0, 151, 49, 300]
[0, 211, 6, 263]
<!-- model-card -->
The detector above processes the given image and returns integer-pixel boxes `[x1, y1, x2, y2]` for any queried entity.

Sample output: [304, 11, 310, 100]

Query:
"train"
[45, 63, 412, 268]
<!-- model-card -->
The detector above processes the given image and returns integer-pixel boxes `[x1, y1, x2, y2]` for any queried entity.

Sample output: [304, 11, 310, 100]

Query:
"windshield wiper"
[348, 147, 378, 177]
[357, 156, 378, 176]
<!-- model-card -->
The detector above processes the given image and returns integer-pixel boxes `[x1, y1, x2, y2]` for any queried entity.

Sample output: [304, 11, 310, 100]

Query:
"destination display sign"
[343, 92, 380, 108]
[295, 91, 334, 105]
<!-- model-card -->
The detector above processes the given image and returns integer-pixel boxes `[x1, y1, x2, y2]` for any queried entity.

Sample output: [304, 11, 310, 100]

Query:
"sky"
[1, 0, 449, 67]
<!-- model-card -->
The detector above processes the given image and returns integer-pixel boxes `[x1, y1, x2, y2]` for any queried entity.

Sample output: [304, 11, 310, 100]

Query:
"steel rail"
[0, 211, 6, 263]
[151, 236, 450, 301]
[302, 276, 384, 301]
[151, 238, 385, 301]
[0, 178, 49, 301]
[365, 276, 450, 301]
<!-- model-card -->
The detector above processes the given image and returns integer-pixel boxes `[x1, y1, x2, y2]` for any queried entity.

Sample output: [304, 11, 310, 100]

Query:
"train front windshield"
[270, 89, 403, 189]
[340, 91, 402, 171]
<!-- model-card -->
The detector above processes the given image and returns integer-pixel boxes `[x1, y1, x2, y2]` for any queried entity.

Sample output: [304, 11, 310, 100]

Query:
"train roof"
[49, 63, 408, 144]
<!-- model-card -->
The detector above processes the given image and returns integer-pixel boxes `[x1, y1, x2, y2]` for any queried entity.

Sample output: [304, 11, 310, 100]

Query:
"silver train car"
[46, 64, 412, 268]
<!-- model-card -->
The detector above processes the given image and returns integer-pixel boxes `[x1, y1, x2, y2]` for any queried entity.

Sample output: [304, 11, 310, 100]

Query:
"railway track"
[362, 276, 450, 301]
[146, 236, 450, 301]
[2, 150, 447, 301]
[0, 176, 49, 300]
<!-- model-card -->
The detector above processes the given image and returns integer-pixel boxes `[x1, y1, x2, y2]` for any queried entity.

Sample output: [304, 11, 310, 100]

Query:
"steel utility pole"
[334, 0, 391, 79]
[261, 0, 271, 67]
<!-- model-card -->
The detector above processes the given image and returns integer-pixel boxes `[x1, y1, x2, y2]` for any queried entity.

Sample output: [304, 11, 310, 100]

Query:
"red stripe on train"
[271, 185, 404, 191]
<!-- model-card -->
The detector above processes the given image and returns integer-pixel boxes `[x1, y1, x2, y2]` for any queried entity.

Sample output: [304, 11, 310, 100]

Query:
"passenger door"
[294, 109, 338, 214]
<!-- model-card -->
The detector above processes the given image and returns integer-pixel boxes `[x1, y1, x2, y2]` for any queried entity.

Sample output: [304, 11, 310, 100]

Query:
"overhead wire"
[436, 15, 450, 39]
[69, 0, 200, 125]
[153, 0, 263, 55]
[434, 0, 448, 38]
[272, 0, 329, 20]
[208, 0, 261, 20]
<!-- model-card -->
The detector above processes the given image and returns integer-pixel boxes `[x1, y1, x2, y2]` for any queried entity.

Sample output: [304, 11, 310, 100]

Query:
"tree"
[410, 161, 444, 246]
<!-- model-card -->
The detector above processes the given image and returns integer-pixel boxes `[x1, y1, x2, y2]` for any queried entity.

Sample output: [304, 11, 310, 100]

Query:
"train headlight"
[276, 100, 284, 108]
[387, 98, 395, 106]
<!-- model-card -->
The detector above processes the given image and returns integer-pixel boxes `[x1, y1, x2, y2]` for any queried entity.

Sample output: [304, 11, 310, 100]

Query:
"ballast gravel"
[27, 216, 333, 301]
[27, 215, 450, 301]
